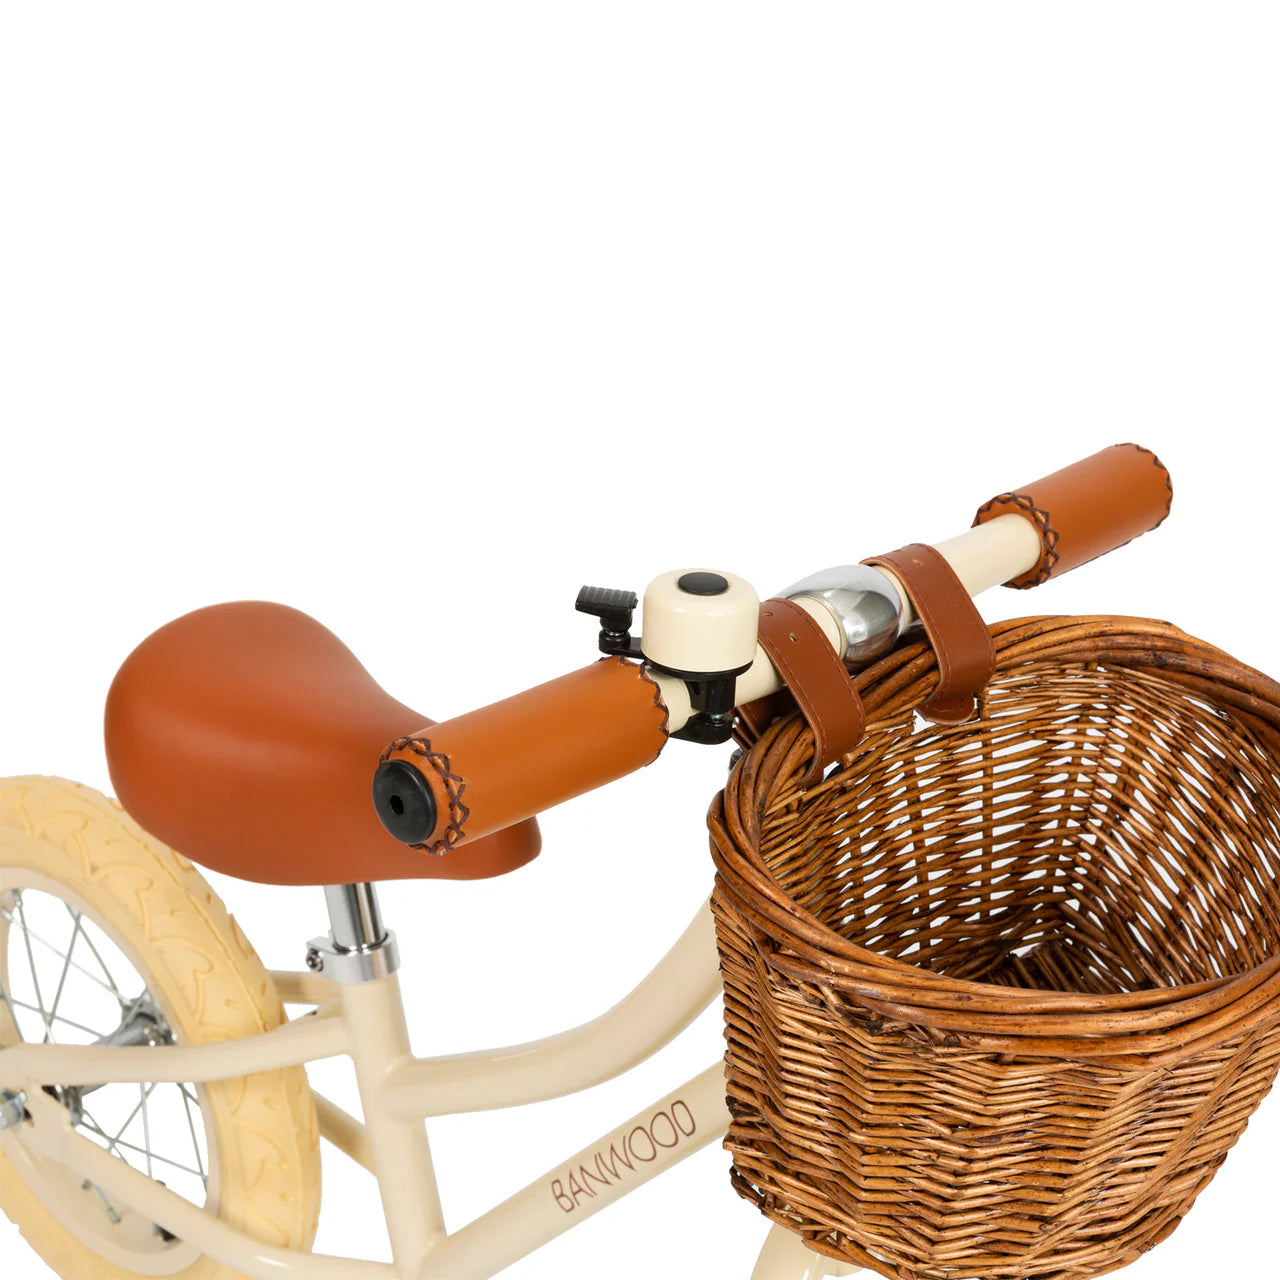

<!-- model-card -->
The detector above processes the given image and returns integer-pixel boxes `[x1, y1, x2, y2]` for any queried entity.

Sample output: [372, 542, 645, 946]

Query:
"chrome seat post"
[308, 883, 400, 984]
[325, 883, 387, 950]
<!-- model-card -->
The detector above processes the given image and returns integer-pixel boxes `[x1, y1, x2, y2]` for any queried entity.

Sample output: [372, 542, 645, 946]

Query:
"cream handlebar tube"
[653, 511, 1042, 733]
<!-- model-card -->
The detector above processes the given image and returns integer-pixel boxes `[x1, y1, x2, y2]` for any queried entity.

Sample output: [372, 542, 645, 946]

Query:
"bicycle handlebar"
[375, 444, 1172, 853]
[972, 442, 1172, 588]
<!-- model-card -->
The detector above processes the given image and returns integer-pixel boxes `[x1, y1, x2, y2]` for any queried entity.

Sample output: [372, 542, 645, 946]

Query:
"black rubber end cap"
[372, 760, 438, 845]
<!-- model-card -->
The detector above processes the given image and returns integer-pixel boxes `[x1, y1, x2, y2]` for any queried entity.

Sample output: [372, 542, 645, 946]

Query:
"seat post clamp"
[308, 882, 401, 983]
[305, 931, 401, 984]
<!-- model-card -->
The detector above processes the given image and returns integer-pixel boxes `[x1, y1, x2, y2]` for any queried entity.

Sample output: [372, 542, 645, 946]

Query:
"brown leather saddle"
[104, 602, 541, 885]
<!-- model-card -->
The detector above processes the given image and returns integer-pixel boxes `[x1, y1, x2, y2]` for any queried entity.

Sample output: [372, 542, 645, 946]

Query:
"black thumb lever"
[576, 586, 641, 657]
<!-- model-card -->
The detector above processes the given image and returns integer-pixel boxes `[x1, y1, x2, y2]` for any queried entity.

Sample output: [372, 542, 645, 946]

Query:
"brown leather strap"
[863, 544, 995, 726]
[739, 598, 866, 786]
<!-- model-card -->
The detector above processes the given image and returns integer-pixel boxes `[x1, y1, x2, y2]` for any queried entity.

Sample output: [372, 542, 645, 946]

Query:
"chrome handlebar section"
[778, 565, 907, 670]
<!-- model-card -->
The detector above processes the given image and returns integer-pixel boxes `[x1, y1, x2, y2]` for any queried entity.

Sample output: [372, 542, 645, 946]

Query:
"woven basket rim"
[710, 614, 1280, 1062]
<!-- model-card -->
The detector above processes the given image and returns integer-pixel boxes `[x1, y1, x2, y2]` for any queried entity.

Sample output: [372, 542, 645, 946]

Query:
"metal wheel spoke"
[86, 1178, 122, 1225]
[78, 1106, 130, 1163]
[0, 976, 20, 1038]
[7, 997, 106, 1039]
[109, 1080, 159, 1148]
[1, 911, 128, 1004]
[14, 895, 53, 1042]
[140, 1084, 154, 1178]
[80, 1112, 207, 1183]
[178, 1085, 207, 1183]
[47, 913, 85, 1028]
[65, 903, 122, 999]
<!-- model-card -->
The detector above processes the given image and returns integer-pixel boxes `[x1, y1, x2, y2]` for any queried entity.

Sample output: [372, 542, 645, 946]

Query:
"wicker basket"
[710, 616, 1280, 1280]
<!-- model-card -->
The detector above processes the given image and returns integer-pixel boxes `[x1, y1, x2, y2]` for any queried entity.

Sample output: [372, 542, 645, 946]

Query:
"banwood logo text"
[551, 1100, 697, 1213]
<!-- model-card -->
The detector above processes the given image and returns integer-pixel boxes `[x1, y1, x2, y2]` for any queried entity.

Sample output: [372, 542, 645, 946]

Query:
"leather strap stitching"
[973, 444, 1172, 588]
[974, 491, 1060, 587]
[620, 656, 671, 762]
[381, 737, 470, 854]
[1127, 442, 1174, 527]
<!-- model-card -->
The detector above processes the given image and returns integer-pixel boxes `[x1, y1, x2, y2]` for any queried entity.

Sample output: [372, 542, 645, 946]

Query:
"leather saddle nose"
[104, 602, 541, 885]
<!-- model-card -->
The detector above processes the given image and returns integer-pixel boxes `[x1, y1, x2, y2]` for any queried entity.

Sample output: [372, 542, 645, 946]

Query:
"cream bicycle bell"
[576, 569, 759, 743]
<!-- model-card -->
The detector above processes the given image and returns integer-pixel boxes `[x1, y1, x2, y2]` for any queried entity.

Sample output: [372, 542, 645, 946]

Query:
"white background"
[1, 4, 1278, 1278]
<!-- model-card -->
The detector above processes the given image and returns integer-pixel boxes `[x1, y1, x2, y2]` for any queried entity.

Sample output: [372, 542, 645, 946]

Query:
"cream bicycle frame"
[2, 899, 854, 1280]
[0, 513, 1047, 1278]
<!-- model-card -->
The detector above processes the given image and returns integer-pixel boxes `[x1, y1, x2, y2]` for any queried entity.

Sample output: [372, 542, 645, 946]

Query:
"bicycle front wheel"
[0, 777, 322, 1280]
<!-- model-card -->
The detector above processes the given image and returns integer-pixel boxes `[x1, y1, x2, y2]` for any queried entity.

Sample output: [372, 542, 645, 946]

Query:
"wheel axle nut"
[0, 1089, 27, 1131]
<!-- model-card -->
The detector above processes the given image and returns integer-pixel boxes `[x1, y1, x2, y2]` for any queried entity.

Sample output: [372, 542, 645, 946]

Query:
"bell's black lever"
[576, 586, 642, 658]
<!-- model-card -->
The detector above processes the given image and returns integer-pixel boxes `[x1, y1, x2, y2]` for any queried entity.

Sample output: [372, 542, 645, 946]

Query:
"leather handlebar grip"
[379, 657, 670, 853]
[973, 443, 1172, 589]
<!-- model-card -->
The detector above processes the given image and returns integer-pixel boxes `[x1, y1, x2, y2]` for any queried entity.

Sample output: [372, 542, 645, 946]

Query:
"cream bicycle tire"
[0, 776, 321, 1279]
